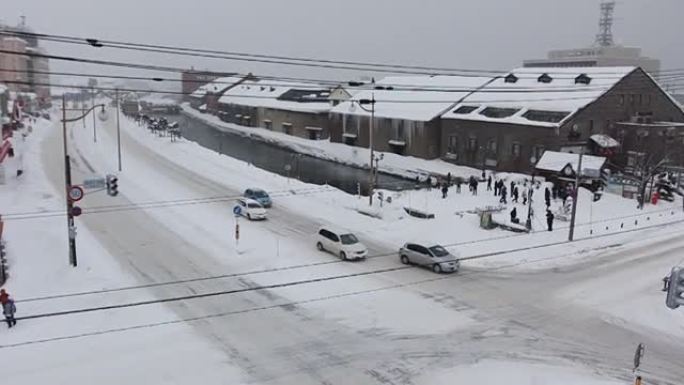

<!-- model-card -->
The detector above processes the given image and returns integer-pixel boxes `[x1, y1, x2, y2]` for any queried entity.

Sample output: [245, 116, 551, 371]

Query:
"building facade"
[524, 46, 661, 77]
[441, 68, 684, 172]
[0, 37, 30, 93]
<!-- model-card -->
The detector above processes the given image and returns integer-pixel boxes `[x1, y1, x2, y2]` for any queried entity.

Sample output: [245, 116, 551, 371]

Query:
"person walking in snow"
[522, 188, 528, 205]
[0, 289, 9, 305]
[510, 207, 519, 224]
[455, 178, 462, 193]
[546, 210, 555, 232]
[446, 172, 452, 186]
[493, 180, 499, 196]
[487, 175, 492, 191]
[3, 297, 16, 328]
[545, 187, 551, 207]
[500, 186, 508, 204]
[510, 181, 515, 196]
[441, 183, 448, 199]
[512, 186, 519, 203]
[473, 180, 479, 196]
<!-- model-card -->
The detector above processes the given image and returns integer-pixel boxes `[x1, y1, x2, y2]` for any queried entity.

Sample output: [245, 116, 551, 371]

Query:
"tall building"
[0, 17, 51, 106]
[523, 1, 661, 77]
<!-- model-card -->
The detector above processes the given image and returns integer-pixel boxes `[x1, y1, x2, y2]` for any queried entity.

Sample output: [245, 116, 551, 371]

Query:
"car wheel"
[432, 264, 442, 274]
[340, 251, 347, 260]
[400, 255, 410, 265]
[316, 242, 324, 251]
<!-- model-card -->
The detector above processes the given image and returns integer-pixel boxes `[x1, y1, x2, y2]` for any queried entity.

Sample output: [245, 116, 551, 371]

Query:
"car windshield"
[248, 203, 262, 208]
[254, 190, 268, 198]
[340, 234, 359, 245]
[429, 246, 450, 257]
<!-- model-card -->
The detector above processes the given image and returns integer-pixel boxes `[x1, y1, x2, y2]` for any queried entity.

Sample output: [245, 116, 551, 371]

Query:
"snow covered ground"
[125, 108, 684, 272]
[0, 117, 244, 384]
[1, 107, 683, 384]
[415, 359, 622, 385]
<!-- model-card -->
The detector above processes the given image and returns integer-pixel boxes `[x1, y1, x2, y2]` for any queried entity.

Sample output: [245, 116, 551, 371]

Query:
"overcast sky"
[2, 0, 682, 89]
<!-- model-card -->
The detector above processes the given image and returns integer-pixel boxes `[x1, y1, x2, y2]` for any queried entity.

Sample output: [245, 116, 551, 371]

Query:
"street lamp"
[356, 94, 376, 206]
[61, 94, 108, 267]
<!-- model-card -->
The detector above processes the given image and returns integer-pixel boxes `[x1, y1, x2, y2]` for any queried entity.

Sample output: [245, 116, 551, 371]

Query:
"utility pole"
[568, 152, 583, 241]
[368, 93, 375, 206]
[116, 88, 122, 172]
[92, 87, 97, 142]
[62, 95, 78, 267]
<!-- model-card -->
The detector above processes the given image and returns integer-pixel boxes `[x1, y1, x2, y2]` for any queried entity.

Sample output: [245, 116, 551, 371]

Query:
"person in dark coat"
[3, 298, 16, 328]
[446, 172, 452, 186]
[545, 187, 551, 207]
[441, 183, 448, 199]
[510, 181, 515, 195]
[481, 170, 486, 180]
[473, 180, 479, 195]
[455, 178, 462, 193]
[499, 186, 508, 204]
[510, 207, 519, 224]
[494, 180, 499, 196]
[487, 175, 492, 191]
[512, 187, 519, 203]
[522, 188, 528, 205]
[546, 210, 555, 231]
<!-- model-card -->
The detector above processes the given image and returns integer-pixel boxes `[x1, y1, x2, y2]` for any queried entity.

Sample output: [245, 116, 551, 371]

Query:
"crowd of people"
[430, 171, 559, 232]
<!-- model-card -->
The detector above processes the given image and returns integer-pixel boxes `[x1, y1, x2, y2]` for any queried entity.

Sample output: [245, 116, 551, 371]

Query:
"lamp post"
[61, 94, 107, 267]
[357, 95, 376, 206]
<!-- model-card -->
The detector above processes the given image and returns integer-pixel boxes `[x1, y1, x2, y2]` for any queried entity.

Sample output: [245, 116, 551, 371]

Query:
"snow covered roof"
[535, 151, 606, 174]
[190, 76, 245, 98]
[139, 95, 178, 106]
[330, 75, 494, 122]
[218, 80, 331, 114]
[590, 134, 620, 148]
[443, 67, 636, 127]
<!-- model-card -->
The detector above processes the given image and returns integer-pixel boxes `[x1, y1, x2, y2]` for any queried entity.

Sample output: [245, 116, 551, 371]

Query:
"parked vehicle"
[399, 243, 460, 273]
[244, 188, 272, 208]
[316, 226, 367, 260]
[236, 198, 267, 220]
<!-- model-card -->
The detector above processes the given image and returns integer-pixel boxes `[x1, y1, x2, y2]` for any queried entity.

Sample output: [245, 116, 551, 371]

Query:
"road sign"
[233, 205, 242, 216]
[68, 185, 84, 202]
[83, 177, 106, 190]
[71, 206, 83, 217]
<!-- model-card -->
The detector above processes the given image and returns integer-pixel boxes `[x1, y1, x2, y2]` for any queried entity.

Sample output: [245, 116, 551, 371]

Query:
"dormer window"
[575, 74, 592, 85]
[504, 74, 518, 84]
[538, 73, 552, 84]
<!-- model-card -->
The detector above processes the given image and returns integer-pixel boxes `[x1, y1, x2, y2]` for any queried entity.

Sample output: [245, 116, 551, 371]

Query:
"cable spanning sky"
[2, 0, 682, 88]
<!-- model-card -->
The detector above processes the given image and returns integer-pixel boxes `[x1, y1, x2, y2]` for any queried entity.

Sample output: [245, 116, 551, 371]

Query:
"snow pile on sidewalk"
[0, 117, 244, 384]
[182, 103, 480, 180]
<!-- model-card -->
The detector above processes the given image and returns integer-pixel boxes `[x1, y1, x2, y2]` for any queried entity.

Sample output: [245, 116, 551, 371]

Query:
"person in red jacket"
[0, 289, 9, 305]
[651, 191, 660, 205]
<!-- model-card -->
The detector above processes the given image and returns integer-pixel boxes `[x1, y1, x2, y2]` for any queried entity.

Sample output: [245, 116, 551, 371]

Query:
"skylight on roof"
[453, 105, 479, 114]
[522, 110, 571, 123]
[479, 107, 520, 119]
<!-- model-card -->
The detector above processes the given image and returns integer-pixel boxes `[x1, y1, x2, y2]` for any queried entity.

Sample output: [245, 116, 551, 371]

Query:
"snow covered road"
[11, 110, 682, 384]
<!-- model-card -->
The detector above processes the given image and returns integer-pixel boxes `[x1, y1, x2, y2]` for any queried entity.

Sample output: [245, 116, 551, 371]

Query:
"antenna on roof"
[595, 1, 615, 47]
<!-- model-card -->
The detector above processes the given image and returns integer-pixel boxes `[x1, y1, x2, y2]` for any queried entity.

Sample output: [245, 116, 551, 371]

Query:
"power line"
[5, 29, 684, 78]
[5, 216, 684, 349]
[8, 79, 684, 106]
[13, 198, 682, 304]
[5, 67, 684, 94]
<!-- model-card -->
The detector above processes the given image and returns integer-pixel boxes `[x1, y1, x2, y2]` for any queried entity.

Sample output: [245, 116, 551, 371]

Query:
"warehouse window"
[447, 135, 459, 154]
[511, 142, 521, 158]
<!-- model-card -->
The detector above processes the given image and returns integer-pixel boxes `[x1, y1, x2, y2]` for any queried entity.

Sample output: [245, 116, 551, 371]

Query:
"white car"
[316, 226, 368, 261]
[236, 198, 267, 220]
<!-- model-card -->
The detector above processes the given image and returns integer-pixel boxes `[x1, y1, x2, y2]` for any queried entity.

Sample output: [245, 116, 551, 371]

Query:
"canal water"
[159, 113, 415, 195]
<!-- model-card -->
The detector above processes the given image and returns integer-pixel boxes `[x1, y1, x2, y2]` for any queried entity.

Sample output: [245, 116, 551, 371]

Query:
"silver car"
[399, 243, 460, 273]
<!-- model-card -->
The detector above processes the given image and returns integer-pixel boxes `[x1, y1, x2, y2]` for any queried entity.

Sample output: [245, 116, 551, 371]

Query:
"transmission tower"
[595, 1, 616, 47]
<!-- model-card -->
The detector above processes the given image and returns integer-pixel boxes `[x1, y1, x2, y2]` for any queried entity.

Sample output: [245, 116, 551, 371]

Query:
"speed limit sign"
[68, 185, 84, 202]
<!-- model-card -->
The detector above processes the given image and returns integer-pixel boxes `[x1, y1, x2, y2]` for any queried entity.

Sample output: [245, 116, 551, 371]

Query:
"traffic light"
[106, 174, 119, 197]
[666, 267, 684, 310]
